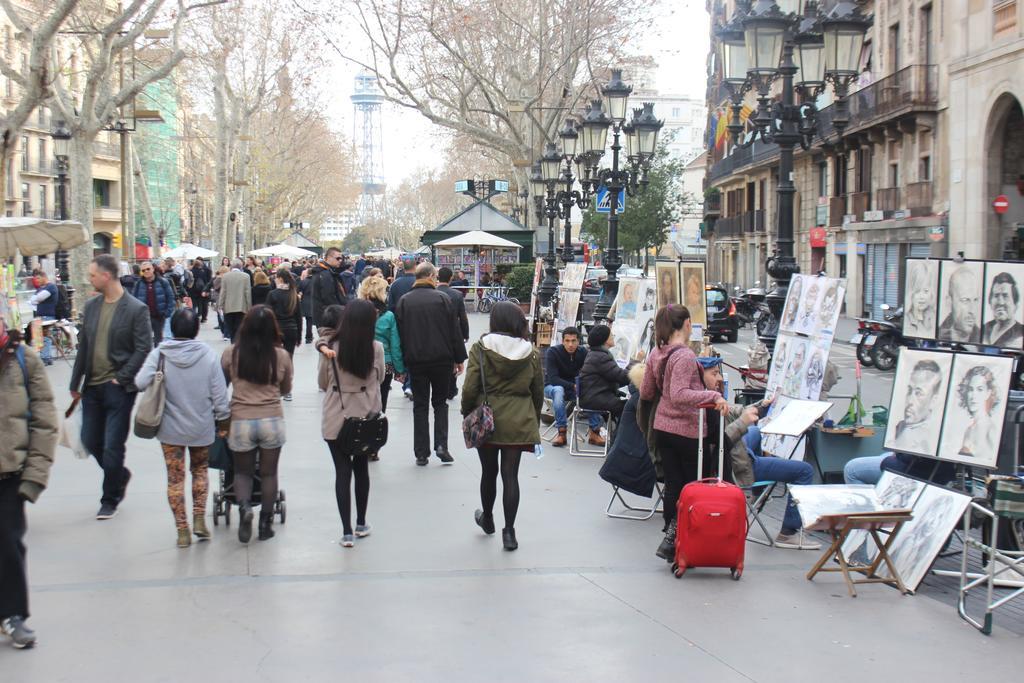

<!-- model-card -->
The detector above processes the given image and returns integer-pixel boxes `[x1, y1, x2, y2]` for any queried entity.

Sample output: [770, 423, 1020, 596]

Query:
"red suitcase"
[672, 403, 747, 580]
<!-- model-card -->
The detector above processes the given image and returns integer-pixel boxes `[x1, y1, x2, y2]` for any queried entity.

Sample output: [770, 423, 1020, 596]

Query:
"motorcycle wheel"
[871, 337, 899, 371]
[856, 339, 875, 367]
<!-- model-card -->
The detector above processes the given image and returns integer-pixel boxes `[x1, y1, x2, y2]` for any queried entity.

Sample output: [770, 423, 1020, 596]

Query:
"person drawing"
[982, 271, 1024, 348]
[817, 282, 841, 331]
[781, 275, 803, 331]
[938, 266, 981, 343]
[891, 359, 944, 455]
[955, 365, 1000, 458]
[904, 262, 937, 338]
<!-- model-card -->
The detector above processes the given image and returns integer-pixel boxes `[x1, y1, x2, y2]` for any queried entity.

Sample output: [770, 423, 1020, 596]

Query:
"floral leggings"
[160, 444, 210, 530]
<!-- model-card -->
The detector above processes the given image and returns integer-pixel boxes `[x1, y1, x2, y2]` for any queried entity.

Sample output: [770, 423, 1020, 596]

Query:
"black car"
[705, 285, 739, 343]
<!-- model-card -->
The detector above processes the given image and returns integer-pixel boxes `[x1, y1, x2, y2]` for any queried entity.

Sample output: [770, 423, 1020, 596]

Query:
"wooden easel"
[806, 511, 914, 597]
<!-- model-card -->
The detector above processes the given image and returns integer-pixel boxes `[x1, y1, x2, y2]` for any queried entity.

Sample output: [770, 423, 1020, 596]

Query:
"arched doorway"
[93, 232, 111, 256]
[985, 94, 1024, 259]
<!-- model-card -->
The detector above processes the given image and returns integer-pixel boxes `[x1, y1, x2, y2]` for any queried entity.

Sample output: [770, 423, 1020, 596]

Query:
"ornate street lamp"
[50, 119, 73, 312]
[535, 146, 563, 306]
[716, 0, 870, 346]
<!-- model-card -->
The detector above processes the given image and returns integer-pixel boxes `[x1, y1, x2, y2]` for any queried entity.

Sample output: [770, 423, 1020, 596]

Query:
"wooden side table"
[806, 511, 914, 597]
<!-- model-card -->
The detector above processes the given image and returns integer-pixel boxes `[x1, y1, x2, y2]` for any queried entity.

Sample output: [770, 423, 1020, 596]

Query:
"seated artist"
[544, 326, 603, 447]
[701, 358, 821, 551]
[844, 452, 957, 487]
[578, 324, 631, 445]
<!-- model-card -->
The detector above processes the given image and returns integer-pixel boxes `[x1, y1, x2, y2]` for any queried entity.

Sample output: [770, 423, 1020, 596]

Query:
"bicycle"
[476, 285, 519, 313]
[48, 319, 78, 363]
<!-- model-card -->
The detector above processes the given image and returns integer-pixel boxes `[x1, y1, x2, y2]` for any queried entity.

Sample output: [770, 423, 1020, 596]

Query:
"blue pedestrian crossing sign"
[595, 186, 626, 213]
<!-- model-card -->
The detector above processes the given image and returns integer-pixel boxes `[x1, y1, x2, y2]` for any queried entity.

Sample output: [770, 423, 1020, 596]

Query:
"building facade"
[701, 0, 1015, 319]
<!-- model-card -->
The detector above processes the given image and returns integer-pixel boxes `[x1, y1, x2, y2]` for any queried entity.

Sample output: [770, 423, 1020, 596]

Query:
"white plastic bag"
[58, 400, 89, 460]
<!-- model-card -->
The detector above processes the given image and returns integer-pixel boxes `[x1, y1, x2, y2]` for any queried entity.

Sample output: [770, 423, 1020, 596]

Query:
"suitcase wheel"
[731, 567, 742, 581]
[672, 563, 686, 578]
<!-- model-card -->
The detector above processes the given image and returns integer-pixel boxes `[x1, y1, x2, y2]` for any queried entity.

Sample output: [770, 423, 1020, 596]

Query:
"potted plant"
[505, 264, 536, 313]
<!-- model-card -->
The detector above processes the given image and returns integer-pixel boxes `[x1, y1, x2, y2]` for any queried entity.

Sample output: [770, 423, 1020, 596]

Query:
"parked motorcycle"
[850, 305, 904, 371]
[731, 282, 767, 329]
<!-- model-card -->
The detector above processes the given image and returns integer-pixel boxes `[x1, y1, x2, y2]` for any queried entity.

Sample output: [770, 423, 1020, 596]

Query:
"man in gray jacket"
[70, 255, 153, 520]
[219, 259, 252, 343]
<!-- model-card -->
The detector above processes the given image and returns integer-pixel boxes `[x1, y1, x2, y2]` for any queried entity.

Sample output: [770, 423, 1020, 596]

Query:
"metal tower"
[351, 71, 386, 225]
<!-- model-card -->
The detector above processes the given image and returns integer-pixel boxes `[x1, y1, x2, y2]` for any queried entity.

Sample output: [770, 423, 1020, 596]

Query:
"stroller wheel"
[279, 501, 287, 524]
[279, 490, 286, 502]
[224, 503, 231, 527]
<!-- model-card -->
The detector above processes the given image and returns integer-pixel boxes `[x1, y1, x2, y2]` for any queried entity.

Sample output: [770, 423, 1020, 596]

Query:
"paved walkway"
[3, 314, 1022, 680]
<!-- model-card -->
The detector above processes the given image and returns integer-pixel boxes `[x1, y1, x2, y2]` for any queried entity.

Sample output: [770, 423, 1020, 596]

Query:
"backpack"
[54, 284, 71, 320]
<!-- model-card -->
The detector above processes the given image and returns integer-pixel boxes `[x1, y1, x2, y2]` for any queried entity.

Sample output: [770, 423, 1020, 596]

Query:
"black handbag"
[208, 436, 233, 470]
[331, 356, 388, 456]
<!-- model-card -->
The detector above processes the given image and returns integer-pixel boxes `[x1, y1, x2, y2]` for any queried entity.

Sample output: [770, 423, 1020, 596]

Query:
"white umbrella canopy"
[433, 230, 520, 249]
[365, 246, 404, 260]
[0, 218, 90, 257]
[163, 243, 218, 260]
[249, 243, 318, 258]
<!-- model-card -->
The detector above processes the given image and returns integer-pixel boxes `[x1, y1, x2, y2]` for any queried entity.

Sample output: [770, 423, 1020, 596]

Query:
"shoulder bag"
[462, 344, 495, 449]
[133, 353, 166, 439]
[331, 355, 388, 456]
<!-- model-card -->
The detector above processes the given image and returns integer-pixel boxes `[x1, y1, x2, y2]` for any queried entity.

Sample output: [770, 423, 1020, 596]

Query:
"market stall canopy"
[433, 230, 521, 249]
[0, 218, 90, 258]
[365, 246, 404, 260]
[249, 243, 318, 258]
[163, 243, 218, 260]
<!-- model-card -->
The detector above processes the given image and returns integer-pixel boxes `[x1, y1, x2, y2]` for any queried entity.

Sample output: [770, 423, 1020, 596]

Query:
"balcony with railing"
[906, 181, 934, 215]
[703, 190, 722, 218]
[708, 138, 780, 182]
[715, 215, 743, 239]
[849, 191, 871, 221]
[816, 65, 939, 141]
[742, 210, 765, 233]
[20, 163, 55, 177]
[875, 187, 901, 212]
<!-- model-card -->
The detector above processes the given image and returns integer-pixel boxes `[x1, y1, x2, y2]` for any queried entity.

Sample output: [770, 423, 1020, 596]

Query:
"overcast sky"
[323, 1, 710, 187]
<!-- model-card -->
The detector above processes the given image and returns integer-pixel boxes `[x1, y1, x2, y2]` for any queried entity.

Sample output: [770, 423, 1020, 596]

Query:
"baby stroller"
[211, 448, 286, 527]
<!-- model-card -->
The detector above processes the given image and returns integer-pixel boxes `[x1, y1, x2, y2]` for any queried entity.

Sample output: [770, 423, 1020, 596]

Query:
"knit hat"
[588, 324, 611, 349]
[696, 356, 723, 369]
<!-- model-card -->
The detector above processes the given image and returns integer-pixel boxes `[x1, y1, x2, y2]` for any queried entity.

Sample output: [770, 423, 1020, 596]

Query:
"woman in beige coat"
[318, 299, 385, 547]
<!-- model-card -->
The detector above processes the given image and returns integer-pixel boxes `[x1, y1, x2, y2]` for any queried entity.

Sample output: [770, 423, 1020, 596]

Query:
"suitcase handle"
[697, 402, 727, 482]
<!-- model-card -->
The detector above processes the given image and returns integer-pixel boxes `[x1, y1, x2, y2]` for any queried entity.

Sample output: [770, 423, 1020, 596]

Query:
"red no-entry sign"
[993, 194, 1010, 214]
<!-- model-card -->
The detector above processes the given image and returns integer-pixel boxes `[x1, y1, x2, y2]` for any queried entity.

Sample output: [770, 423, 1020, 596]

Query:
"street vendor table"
[807, 425, 886, 483]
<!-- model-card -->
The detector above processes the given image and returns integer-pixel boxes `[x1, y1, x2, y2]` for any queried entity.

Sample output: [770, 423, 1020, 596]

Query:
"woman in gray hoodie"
[136, 309, 230, 548]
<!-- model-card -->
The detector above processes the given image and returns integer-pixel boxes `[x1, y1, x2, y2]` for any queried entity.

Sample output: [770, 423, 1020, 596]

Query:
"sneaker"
[354, 524, 371, 538]
[96, 503, 118, 520]
[282, 393, 293, 402]
[774, 531, 822, 550]
[435, 447, 454, 465]
[1, 616, 36, 649]
[117, 468, 132, 504]
[415, 456, 429, 467]
[340, 534, 355, 547]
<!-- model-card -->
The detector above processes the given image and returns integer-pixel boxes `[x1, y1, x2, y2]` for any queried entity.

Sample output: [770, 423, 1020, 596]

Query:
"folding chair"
[568, 405, 610, 458]
[540, 397, 576, 443]
[605, 481, 664, 520]
[740, 428, 784, 547]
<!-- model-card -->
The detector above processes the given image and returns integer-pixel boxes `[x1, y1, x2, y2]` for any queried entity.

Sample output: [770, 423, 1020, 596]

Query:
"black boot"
[238, 503, 254, 544]
[475, 509, 495, 535]
[258, 513, 275, 541]
[656, 519, 677, 562]
[502, 527, 518, 551]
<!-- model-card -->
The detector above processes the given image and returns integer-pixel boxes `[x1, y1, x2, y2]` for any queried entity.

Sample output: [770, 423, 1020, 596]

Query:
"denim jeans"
[81, 382, 137, 507]
[749, 452, 814, 532]
[38, 316, 54, 363]
[543, 385, 602, 430]
[843, 454, 889, 485]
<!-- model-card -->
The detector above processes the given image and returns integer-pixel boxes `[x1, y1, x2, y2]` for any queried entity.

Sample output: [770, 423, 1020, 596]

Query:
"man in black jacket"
[386, 258, 416, 311]
[578, 324, 631, 446]
[189, 257, 213, 322]
[544, 327, 603, 447]
[70, 255, 153, 520]
[437, 266, 469, 400]
[396, 262, 467, 466]
[311, 247, 347, 327]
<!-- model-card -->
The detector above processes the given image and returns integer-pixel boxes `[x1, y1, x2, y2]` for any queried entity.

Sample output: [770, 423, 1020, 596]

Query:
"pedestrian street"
[4, 315, 1022, 682]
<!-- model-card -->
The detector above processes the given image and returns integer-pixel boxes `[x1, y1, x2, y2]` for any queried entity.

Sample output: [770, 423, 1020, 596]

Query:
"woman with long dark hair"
[318, 299, 384, 547]
[220, 305, 293, 544]
[461, 302, 543, 551]
[265, 267, 302, 395]
[639, 305, 728, 561]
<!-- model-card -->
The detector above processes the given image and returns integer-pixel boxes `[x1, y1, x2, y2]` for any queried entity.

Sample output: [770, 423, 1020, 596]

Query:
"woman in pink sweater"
[639, 305, 728, 561]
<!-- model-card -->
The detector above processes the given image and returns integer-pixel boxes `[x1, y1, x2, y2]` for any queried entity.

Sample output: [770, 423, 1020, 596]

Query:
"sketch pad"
[760, 399, 833, 437]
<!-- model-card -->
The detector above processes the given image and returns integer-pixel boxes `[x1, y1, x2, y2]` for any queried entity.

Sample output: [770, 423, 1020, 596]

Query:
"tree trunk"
[131, 139, 161, 254]
[68, 134, 96, 296]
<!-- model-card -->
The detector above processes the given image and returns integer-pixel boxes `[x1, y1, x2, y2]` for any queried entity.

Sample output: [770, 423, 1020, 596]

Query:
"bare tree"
[49, 0, 188, 291]
[0, 0, 80, 201]
[301, 0, 647, 193]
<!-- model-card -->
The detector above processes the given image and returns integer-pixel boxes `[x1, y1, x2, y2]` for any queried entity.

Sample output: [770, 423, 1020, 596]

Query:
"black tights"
[327, 439, 370, 535]
[477, 446, 523, 529]
[233, 447, 281, 519]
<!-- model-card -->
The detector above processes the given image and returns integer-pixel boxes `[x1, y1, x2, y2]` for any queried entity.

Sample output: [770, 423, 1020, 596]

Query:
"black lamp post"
[719, 0, 869, 346]
[575, 70, 663, 322]
[533, 155, 559, 307]
[50, 119, 73, 312]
